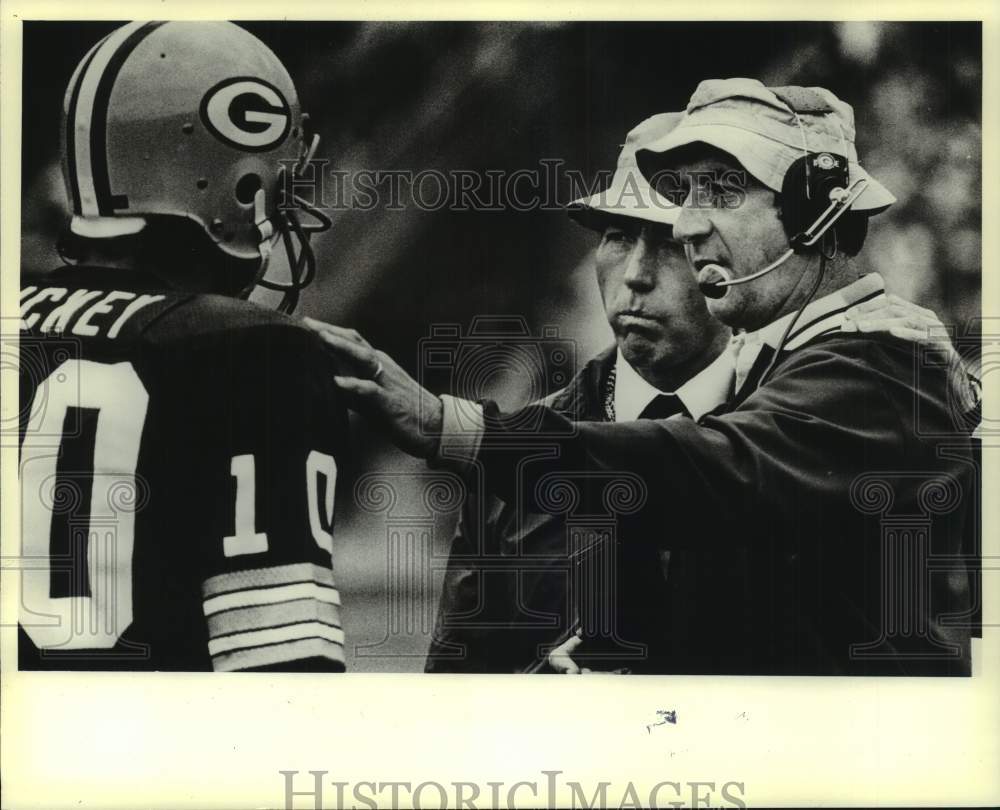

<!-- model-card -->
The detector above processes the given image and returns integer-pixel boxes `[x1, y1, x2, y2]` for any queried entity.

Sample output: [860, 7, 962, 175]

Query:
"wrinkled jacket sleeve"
[460, 334, 973, 674]
[475, 335, 969, 552]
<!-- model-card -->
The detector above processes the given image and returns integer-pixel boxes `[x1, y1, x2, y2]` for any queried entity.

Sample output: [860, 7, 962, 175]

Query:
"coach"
[310, 79, 977, 675]
[424, 112, 739, 672]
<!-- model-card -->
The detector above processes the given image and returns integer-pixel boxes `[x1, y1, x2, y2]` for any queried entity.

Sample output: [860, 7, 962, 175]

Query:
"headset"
[697, 100, 869, 301]
[694, 96, 873, 385]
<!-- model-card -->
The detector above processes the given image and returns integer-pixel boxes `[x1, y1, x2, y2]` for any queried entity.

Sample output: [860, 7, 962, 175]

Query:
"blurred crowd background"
[21, 21, 982, 671]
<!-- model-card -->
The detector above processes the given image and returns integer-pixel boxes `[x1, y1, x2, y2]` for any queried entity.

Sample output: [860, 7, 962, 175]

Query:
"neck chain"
[603, 364, 617, 422]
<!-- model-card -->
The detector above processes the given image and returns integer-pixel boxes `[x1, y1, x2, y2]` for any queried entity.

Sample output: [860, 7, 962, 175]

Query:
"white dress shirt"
[612, 346, 735, 423]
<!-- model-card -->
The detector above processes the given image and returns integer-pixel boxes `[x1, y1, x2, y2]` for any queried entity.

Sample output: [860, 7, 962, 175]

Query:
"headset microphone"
[696, 152, 868, 300]
[698, 250, 795, 298]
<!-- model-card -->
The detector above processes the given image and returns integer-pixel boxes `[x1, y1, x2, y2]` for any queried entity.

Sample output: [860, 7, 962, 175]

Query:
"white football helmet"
[60, 21, 329, 312]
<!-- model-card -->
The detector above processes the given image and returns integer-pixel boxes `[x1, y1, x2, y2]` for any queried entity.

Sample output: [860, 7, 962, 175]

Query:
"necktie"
[637, 393, 687, 420]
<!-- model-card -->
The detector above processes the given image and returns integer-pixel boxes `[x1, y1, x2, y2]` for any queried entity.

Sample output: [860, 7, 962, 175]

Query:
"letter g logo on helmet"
[200, 77, 291, 152]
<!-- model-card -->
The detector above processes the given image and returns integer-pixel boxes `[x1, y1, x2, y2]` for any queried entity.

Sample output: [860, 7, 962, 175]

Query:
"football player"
[18, 21, 347, 671]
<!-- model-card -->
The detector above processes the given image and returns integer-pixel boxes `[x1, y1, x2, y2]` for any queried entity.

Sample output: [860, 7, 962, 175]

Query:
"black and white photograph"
[2, 2, 997, 808]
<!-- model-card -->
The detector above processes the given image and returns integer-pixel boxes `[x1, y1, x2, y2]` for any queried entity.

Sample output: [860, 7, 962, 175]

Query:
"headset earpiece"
[696, 102, 869, 300]
[779, 152, 850, 253]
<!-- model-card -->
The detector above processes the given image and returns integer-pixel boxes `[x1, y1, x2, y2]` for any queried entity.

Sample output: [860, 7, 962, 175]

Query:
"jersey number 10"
[19, 359, 337, 652]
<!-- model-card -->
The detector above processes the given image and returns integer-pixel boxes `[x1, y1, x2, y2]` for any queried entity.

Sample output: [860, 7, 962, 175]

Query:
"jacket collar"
[732, 272, 886, 396]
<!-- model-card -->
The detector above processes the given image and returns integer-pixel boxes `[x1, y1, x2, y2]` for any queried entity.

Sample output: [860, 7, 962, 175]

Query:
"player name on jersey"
[20, 285, 166, 338]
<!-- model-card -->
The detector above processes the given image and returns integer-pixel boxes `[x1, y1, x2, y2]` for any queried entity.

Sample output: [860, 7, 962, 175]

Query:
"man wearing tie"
[309, 81, 978, 674]
[423, 112, 738, 673]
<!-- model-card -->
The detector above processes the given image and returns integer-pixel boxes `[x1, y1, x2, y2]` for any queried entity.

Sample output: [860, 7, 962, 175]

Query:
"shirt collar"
[613, 345, 734, 422]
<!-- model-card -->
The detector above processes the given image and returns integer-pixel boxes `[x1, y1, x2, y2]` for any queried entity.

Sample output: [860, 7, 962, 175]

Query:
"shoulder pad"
[141, 294, 305, 343]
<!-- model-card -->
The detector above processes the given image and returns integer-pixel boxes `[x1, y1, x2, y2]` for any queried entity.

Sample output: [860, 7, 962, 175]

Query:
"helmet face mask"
[60, 21, 329, 312]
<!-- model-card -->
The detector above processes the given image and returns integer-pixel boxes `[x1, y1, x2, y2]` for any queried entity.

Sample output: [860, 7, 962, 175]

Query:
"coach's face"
[595, 217, 726, 387]
[669, 145, 811, 331]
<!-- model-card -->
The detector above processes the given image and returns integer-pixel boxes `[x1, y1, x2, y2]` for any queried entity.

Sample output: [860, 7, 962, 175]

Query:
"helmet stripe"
[90, 21, 165, 215]
[71, 21, 157, 217]
[64, 36, 107, 215]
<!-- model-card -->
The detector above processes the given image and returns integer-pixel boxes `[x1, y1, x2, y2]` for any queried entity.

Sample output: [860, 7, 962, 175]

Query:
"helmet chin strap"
[254, 188, 276, 263]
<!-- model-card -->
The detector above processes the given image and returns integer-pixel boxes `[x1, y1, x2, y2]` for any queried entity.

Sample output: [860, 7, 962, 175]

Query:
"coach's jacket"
[425, 346, 618, 672]
[432, 273, 977, 675]
[426, 342, 792, 674]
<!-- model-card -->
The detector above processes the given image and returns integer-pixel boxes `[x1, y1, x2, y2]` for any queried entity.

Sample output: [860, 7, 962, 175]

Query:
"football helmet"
[60, 20, 329, 312]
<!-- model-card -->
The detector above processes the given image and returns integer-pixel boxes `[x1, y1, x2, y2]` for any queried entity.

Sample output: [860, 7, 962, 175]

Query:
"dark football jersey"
[18, 266, 349, 671]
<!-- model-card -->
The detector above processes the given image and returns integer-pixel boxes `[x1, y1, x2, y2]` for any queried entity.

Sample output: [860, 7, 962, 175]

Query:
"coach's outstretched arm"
[304, 295, 976, 464]
[307, 315, 976, 676]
